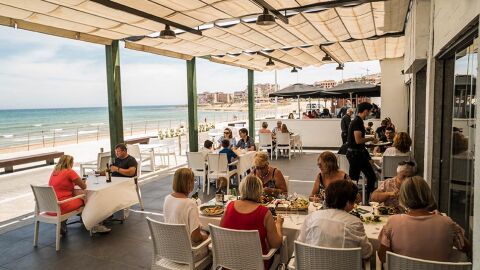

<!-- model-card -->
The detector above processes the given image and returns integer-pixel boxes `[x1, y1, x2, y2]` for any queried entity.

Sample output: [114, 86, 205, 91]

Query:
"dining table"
[79, 175, 139, 231]
[198, 199, 388, 269]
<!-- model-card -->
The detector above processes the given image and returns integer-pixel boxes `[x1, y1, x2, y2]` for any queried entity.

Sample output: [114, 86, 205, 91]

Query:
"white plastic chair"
[258, 133, 274, 159]
[146, 217, 212, 270]
[128, 143, 154, 173]
[30, 185, 85, 251]
[386, 251, 472, 270]
[207, 153, 239, 195]
[290, 241, 368, 270]
[187, 152, 208, 193]
[276, 133, 292, 160]
[287, 180, 314, 197]
[151, 137, 177, 168]
[381, 156, 411, 179]
[209, 224, 281, 270]
[79, 151, 111, 175]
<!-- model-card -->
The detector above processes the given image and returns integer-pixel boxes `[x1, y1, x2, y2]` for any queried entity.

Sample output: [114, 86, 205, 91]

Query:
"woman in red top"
[220, 175, 284, 269]
[48, 155, 86, 234]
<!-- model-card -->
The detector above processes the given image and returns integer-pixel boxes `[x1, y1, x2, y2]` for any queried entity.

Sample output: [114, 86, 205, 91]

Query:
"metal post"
[105, 40, 124, 158]
[187, 57, 198, 152]
[297, 95, 301, 119]
[53, 130, 56, 147]
[76, 128, 79, 144]
[248, 69, 255, 141]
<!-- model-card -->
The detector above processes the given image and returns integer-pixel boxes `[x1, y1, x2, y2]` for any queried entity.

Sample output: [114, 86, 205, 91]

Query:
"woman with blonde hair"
[310, 151, 349, 200]
[221, 175, 284, 269]
[48, 155, 87, 234]
[383, 132, 414, 160]
[378, 176, 470, 263]
[251, 152, 287, 196]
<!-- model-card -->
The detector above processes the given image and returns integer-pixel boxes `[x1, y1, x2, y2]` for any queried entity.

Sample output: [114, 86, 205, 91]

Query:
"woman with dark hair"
[216, 127, 237, 150]
[378, 176, 470, 263]
[298, 180, 372, 259]
[310, 151, 349, 200]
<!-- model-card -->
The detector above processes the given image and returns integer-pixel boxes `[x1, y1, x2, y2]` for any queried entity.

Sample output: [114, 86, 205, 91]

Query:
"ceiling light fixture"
[336, 64, 344, 70]
[266, 58, 275, 66]
[256, 8, 276, 26]
[291, 67, 298, 73]
[322, 53, 332, 61]
[159, 25, 176, 39]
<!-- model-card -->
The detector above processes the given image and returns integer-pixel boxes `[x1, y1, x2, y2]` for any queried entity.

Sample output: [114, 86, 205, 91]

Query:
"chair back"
[187, 152, 206, 172]
[97, 152, 111, 171]
[146, 217, 194, 265]
[258, 133, 273, 147]
[288, 180, 314, 196]
[149, 137, 161, 144]
[30, 185, 60, 214]
[336, 154, 349, 173]
[276, 133, 291, 146]
[386, 251, 472, 270]
[127, 144, 142, 160]
[382, 156, 411, 179]
[294, 241, 362, 270]
[209, 224, 264, 270]
[207, 153, 228, 173]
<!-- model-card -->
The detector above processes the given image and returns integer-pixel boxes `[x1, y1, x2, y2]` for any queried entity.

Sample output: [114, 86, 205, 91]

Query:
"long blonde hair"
[54, 155, 74, 172]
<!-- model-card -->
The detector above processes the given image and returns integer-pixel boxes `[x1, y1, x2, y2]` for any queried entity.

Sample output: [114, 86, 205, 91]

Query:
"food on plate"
[290, 197, 309, 210]
[259, 195, 275, 205]
[200, 205, 224, 216]
[377, 205, 396, 215]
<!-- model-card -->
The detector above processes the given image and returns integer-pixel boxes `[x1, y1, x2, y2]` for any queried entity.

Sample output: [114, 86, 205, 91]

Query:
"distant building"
[315, 80, 337, 89]
[216, 92, 232, 103]
[234, 91, 246, 102]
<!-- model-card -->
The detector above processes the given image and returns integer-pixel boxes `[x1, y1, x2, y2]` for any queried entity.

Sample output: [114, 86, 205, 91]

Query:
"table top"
[81, 175, 134, 191]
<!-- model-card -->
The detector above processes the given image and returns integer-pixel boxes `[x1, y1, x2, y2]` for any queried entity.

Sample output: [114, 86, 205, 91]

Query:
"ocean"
[0, 106, 249, 149]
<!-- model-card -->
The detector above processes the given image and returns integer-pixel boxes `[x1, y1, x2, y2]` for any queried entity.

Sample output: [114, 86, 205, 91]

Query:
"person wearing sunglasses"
[251, 152, 287, 196]
[216, 127, 237, 150]
[370, 161, 416, 212]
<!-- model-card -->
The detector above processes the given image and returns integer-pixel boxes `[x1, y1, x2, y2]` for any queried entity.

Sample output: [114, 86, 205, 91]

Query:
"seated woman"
[259, 122, 272, 134]
[216, 127, 237, 150]
[221, 175, 284, 270]
[48, 154, 87, 235]
[251, 152, 287, 196]
[288, 113, 295, 119]
[310, 151, 349, 200]
[383, 132, 414, 159]
[280, 123, 290, 134]
[370, 161, 416, 212]
[378, 176, 470, 263]
[163, 168, 209, 261]
[298, 180, 372, 259]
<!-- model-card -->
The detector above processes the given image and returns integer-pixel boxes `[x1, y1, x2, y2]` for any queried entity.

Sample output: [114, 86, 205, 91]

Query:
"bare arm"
[354, 130, 375, 144]
[191, 226, 208, 243]
[111, 166, 136, 177]
[310, 174, 320, 198]
[264, 211, 283, 249]
[378, 244, 390, 263]
[72, 177, 87, 189]
[370, 190, 395, 203]
[274, 169, 287, 194]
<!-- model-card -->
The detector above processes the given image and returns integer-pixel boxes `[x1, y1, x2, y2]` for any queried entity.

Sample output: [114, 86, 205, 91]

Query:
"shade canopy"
[269, 83, 324, 98]
[320, 81, 381, 98]
[0, 0, 409, 71]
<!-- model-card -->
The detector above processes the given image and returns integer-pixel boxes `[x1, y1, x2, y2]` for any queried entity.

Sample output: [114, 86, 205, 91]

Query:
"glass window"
[449, 36, 477, 237]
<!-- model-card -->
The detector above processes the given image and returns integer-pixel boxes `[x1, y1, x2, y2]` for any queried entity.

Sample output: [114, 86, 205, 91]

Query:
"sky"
[0, 26, 381, 110]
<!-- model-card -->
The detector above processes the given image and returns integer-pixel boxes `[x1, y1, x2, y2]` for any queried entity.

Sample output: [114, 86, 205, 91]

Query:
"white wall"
[380, 57, 409, 132]
[255, 119, 382, 148]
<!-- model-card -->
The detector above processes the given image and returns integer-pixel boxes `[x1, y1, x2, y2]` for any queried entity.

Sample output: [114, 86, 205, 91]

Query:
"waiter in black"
[346, 102, 378, 202]
[340, 108, 353, 144]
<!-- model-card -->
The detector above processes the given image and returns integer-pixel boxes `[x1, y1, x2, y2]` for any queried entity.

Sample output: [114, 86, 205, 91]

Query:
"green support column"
[248, 69, 255, 141]
[187, 58, 198, 152]
[105, 40, 124, 157]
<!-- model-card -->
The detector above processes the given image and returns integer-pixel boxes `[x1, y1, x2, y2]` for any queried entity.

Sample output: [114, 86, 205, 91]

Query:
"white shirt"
[200, 147, 213, 161]
[297, 208, 373, 258]
[163, 194, 201, 234]
[383, 147, 414, 160]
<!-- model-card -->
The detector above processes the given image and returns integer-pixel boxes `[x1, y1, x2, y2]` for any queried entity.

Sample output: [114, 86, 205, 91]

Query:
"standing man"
[340, 108, 353, 144]
[346, 102, 378, 202]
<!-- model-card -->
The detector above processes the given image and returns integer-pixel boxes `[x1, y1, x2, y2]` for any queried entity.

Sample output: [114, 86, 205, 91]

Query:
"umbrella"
[319, 81, 381, 98]
[269, 83, 324, 98]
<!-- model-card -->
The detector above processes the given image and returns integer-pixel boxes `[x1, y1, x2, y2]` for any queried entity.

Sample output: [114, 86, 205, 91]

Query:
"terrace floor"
[0, 151, 320, 270]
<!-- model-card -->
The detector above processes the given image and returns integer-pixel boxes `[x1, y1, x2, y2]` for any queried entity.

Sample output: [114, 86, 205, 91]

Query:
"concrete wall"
[433, 0, 480, 56]
[380, 57, 408, 132]
[404, 0, 430, 73]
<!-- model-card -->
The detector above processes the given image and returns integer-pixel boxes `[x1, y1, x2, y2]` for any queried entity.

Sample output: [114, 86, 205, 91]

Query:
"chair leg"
[226, 177, 230, 195]
[173, 152, 177, 165]
[55, 222, 61, 251]
[33, 220, 39, 247]
[207, 178, 211, 195]
[136, 184, 145, 211]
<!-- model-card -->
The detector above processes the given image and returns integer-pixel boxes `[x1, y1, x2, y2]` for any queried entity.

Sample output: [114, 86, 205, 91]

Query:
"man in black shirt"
[375, 120, 388, 141]
[346, 102, 378, 202]
[111, 143, 138, 177]
[340, 108, 353, 144]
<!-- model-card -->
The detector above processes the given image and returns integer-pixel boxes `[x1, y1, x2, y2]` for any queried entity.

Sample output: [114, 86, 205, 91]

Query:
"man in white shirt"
[200, 140, 214, 161]
[297, 180, 372, 259]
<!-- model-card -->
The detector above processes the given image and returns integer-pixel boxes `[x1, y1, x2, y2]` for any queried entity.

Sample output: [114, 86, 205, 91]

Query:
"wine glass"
[92, 169, 100, 184]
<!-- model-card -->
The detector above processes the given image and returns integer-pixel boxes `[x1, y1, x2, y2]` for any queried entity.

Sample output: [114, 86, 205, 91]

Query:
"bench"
[125, 136, 156, 145]
[0, 151, 64, 173]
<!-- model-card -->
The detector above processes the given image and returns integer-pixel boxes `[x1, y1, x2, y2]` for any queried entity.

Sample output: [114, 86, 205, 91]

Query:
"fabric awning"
[269, 83, 324, 98]
[320, 81, 381, 98]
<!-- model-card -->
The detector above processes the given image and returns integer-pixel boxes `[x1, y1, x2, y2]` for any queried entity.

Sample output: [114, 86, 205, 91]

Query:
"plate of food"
[200, 205, 224, 217]
[290, 197, 309, 211]
[259, 195, 275, 206]
[377, 205, 396, 215]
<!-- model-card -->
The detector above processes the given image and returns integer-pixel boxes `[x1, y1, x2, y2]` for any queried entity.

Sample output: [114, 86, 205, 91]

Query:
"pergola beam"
[256, 51, 301, 68]
[278, 0, 386, 13]
[250, 0, 289, 24]
[90, 0, 202, 36]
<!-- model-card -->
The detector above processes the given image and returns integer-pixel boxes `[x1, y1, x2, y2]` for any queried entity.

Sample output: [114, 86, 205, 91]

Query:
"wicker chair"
[31, 185, 85, 251]
[146, 217, 212, 270]
[209, 224, 281, 270]
[386, 252, 472, 270]
[290, 241, 368, 270]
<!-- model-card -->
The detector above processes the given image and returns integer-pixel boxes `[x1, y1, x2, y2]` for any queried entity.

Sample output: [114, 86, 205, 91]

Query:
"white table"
[80, 176, 139, 230]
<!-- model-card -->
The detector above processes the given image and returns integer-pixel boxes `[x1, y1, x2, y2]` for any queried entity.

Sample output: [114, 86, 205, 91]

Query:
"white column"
[380, 57, 408, 132]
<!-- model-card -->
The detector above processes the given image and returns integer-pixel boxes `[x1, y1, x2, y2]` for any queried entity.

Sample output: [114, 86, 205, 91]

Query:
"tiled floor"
[0, 151, 322, 270]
